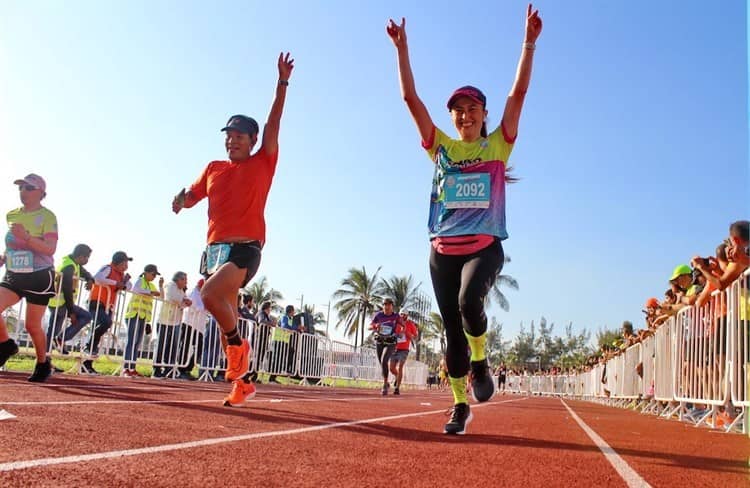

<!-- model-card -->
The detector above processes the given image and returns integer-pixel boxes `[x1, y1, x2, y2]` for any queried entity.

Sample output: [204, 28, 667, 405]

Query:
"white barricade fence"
[641, 335, 656, 399]
[297, 332, 328, 382]
[264, 325, 297, 378]
[605, 354, 619, 397]
[674, 297, 727, 407]
[248, 321, 272, 378]
[730, 273, 749, 408]
[326, 341, 358, 380]
[357, 346, 382, 382]
[402, 358, 429, 388]
[197, 317, 226, 380]
[506, 374, 521, 393]
[618, 343, 641, 400]
[654, 317, 676, 403]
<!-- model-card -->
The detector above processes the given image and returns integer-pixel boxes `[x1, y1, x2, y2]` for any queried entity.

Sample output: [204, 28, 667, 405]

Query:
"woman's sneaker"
[381, 383, 389, 396]
[470, 359, 495, 402]
[28, 358, 52, 383]
[444, 403, 473, 435]
[223, 380, 257, 407]
[0, 339, 19, 368]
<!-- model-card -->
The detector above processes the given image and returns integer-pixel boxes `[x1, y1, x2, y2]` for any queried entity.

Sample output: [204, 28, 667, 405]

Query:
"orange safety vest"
[89, 264, 125, 308]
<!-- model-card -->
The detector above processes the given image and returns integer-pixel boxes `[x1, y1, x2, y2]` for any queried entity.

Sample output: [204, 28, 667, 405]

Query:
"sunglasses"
[19, 185, 39, 191]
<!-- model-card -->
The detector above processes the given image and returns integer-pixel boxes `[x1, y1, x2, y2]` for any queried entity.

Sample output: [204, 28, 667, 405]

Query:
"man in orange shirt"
[389, 310, 419, 395]
[172, 52, 294, 407]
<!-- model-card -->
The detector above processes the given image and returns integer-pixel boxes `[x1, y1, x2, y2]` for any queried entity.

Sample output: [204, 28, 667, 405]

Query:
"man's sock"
[225, 327, 242, 346]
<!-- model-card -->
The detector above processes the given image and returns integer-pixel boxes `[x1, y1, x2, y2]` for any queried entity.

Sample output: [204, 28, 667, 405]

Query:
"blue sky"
[2, 1, 748, 346]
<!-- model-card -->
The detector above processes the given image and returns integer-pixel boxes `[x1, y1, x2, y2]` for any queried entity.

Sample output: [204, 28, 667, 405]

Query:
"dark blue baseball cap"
[221, 115, 259, 135]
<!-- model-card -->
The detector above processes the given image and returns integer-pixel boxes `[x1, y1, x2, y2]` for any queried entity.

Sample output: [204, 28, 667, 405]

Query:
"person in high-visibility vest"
[46, 244, 94, 355]
[122, 264, 163, 377]
[83, 251, 133, 374]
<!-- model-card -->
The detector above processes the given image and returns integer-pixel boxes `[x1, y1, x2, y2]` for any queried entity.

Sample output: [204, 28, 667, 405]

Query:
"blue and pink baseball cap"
[447, 85, 487, 109]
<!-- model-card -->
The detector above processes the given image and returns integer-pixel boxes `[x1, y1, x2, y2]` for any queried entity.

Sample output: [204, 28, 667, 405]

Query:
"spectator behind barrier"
[694, 242, 730, 308]
[153, 271, 191, 379]
[693, 220, 749, 292]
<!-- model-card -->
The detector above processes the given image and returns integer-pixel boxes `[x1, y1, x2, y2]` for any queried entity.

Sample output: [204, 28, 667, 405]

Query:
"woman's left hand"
[525, 3, 543, 43]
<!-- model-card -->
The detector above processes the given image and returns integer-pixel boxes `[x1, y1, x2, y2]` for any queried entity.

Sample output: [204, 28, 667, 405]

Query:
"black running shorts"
[0, 267, 56, 306]
[200, 241, 262, 288]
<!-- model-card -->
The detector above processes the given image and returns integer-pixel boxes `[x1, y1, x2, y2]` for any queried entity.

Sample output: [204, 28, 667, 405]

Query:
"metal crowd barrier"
[503, 270, 749, 434]
[2, 283, 430, 389]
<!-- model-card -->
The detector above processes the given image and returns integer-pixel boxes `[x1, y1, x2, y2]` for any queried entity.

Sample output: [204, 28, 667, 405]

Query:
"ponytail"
[480, 121, 487, 138]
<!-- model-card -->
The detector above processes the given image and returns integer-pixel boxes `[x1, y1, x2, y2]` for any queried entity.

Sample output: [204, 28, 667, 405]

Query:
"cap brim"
[221, 126, 254, 134]
[13, 179, 29, 186]
[447, 94, 485, 109]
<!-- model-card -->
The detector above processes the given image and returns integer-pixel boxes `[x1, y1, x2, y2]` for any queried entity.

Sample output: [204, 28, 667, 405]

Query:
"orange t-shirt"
[186, 149, 278, 244]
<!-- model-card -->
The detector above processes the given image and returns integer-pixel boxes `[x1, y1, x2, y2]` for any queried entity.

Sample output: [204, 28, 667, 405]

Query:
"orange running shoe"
[224, 339, 250, 382]
[223, 380, 256, 407]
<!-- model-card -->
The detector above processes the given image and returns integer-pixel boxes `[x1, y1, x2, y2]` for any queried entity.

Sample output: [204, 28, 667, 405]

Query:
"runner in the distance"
[389, 310, 418, 395]
[369, 298, 404, 395]
[172, 52, 294, 407]
[387, 4, 542, 434]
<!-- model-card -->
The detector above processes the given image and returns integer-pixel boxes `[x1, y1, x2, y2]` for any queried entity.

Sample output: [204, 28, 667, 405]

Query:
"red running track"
[0, 372, 747, 487]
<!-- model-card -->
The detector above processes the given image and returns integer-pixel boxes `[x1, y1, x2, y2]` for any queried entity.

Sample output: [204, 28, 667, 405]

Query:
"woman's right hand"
[386, 17, 407, 49]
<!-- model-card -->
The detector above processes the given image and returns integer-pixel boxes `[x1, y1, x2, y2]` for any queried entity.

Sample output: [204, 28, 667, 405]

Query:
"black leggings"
[376, 343, 396, 380]
[430, 238, 503, 378]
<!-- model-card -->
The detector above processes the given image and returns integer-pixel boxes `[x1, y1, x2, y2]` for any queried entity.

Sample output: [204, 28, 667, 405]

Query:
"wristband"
[279, 79, 289, 86]
[523, 42, 536, 51]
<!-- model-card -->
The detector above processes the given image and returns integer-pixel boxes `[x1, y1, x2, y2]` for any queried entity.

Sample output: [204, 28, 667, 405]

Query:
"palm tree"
[375, 275, 422, 313]
[300, 304, 327, 336]
[486, 255, 519, 312]
[332, 266, 381, 349]
[244, 276, 284, 314]
[421, 312, 446, 355]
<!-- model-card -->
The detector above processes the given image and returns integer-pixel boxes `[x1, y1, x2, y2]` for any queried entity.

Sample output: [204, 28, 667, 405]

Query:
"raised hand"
[525, 4, 543, 43]
[278, 52, 294, 81]
[386, 17, 407, 49]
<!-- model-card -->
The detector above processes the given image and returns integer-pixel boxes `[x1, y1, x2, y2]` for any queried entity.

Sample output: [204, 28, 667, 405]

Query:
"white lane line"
[0, 398, 526, 472]
[1, 395, 429, 407]
[560, 399, 651, 488]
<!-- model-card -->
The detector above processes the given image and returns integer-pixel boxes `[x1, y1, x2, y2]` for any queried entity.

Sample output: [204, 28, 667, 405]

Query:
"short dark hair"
[621, 321, 634, 335]
[730, 220, 749, 242]
[261, 301, 271, 311]
[72, 243, 92, 258]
